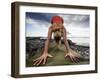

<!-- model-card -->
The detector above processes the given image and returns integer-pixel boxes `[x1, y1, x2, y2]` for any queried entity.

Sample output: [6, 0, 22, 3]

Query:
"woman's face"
[52, 22, 63, 28]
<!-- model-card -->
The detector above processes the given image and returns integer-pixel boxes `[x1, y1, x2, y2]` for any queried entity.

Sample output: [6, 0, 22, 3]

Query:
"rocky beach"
[26, 37, 89, 67]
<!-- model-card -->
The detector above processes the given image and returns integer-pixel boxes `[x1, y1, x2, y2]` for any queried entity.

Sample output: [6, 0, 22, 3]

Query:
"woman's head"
[51, 16, 64, 27]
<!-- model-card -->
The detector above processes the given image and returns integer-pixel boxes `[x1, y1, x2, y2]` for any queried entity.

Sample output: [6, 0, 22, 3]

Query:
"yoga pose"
[33, 16, 81, 66]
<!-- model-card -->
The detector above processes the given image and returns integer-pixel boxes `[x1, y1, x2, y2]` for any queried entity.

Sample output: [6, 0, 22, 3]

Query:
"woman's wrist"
[43, 50, 48, 54]
[65, 48, 70, 53]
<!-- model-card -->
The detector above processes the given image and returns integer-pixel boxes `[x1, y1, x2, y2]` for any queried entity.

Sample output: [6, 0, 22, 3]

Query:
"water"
[68, 37, 90, 47]
[38, 37, 90, 47]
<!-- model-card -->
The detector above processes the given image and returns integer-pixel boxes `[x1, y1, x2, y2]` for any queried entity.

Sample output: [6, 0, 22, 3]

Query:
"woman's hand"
[33, 53, 53, 66]
[65, 49, 81, 63]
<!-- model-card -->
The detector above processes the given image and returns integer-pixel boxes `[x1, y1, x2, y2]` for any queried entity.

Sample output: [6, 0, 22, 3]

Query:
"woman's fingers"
[48, 54, 53, 57]
[33, 57, 42, 65]
[65, 53, 69, 58]
[43, 54, 53, 64]
[33, 54, 53, 66]
[73, 51, 82, 58]
[75, 57, 80, 62]
[65, 53, 80, 63]
[72, 57, 79, 63]
[43, 57, 47, 64]
[36, 59, 43, 66]
[68, 56, 79, 63]
[33, 59, 40, 65]
[33, 57, 40, 62]
[69, 56, 75, 62]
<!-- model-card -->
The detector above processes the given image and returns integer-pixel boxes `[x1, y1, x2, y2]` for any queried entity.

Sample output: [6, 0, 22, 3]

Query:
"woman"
[33, 16, 81, 66]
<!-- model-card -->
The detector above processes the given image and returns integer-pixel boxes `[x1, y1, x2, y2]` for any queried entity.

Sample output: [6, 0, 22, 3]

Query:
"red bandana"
[51, 16, 63, 24]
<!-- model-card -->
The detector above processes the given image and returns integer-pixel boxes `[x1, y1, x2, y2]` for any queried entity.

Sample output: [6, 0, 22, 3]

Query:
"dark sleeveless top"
[53, 29, 63, 38]
[51, 26, 64, 38]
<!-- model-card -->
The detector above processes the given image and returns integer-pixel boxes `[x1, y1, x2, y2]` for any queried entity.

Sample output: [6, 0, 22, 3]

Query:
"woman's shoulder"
[48, 26, 54, 32]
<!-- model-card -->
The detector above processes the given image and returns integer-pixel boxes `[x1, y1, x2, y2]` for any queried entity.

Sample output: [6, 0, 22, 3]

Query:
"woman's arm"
[62, 28, 70, 53]
[62, 27, 81, 63]
[33, 27, 53, 66]
[43, 27, 52, 53]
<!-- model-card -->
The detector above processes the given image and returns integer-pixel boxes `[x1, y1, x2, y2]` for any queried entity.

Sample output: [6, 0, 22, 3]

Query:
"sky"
[25, 12, 90, 38]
